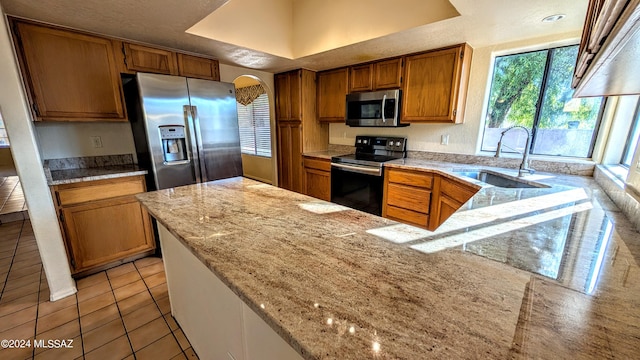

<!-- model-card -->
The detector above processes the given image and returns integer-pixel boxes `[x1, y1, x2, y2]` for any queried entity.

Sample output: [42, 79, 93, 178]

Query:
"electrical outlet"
[441, 134, 449, 145]
[90, 136, 103, 148]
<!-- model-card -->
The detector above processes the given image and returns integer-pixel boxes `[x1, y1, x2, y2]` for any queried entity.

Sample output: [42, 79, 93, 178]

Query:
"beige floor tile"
[149, 282, 168, 301]
[143, 272, 166, 289]
[34, 320, 80, 354]
[116, 290, 154, 316]
[173, 329, 191, 351]
[109, 270, 141, 290]
[129, 316, 171, 351]
[0, 304, 37, 333]
[138, 262, 164, 278]
[135, 333, 182, 360]
[184, 347, 199, 359]
[76, 279, 112, 303]
[78, 291, 115, 317]
[0, 280, 40, 303]
[33, 335, 82, 360]
[84, 334, 132, 360]
[122, 301, 161, 332]
[156, 295, 171, 315]
[82, 318, 125, 353]
[164, 314, 179, 332]
[113, 280, 146, 302]
[37, 294, 76, 317]
[106, 262, 136, 279]
[0, 291, 38, 317]
[134, 256, 162, 269]
[76, 272, 108, 290]
[80, 303, 120, 333]
[36, 304, 78, 335]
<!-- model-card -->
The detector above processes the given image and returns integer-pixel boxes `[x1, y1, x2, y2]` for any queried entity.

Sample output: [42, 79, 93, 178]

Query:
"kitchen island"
[136, 173, 640, 359]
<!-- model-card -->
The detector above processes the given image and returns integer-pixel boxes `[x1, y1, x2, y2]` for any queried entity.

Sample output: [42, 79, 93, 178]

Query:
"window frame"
[480, 44, 605, 159]
[621, 100, 640, 167]
[237, 92, 272, 158]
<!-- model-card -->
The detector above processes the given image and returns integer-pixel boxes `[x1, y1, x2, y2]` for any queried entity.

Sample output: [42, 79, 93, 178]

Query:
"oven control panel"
[355, 136, 407, 151]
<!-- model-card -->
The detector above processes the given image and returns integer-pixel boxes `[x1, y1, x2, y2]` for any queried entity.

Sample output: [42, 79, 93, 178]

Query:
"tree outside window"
[481, 45, 604, 158]
[0, 113, 9, 147]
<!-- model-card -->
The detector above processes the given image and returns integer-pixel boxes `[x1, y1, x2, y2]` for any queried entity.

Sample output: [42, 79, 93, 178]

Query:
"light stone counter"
[136, 174, 640, 359]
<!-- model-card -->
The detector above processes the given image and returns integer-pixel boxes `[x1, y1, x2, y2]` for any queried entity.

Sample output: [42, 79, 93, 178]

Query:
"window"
[621, 101, 640, 167]
[481, 45, 604, 158]
[236, 86, 271, 157]
[0, 113, 9, 147]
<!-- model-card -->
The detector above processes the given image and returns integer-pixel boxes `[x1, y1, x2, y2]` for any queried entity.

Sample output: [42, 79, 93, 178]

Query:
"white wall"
[0, 9, 76, 300]
[219, 63, 276, 184]
[35, 121, 136, 160]
[330, 32, 581, 155]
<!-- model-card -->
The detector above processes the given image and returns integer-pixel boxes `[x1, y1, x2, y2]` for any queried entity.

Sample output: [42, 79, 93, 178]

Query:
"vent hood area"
[573, 0, 640, 97]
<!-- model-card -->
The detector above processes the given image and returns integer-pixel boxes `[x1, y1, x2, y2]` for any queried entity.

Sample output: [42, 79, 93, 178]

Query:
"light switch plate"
[90, 136, 103, 148]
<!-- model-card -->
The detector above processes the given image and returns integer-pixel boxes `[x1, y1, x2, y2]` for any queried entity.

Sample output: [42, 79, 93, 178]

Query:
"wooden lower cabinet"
[303, 157, 331, 201]
[277, 121, 303, 193]
[52, 175, 155, 276]
[383, 168, 479, 230]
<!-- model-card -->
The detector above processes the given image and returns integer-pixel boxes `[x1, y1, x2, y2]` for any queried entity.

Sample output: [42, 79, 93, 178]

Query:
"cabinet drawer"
[303, 157, 331, 171]
[385, 205, 429, 228]
[440, 178, 477, 205]
[386, 183, 431, 214]
[56, 177, 145, 206]
[387, 169, 433, 189]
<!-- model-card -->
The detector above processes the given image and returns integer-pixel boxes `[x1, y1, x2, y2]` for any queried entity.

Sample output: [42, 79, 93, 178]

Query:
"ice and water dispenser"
[159, 125, 188, 163]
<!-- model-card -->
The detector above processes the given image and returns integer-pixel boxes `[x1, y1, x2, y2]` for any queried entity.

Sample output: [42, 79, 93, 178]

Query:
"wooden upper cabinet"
[317, 67, 349, 122]
[402, 44, 472, 123]
[275, 70, 302, 121]
[123, 42, 178, 75]
[177, 53, 220, 81]
[349, 64, 374, 92]
[374, 57, 403, 90]
[13, 21, 126, 122]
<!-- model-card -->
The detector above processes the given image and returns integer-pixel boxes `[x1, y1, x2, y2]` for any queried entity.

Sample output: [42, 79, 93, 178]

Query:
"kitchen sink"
[453, 170, 549, 188]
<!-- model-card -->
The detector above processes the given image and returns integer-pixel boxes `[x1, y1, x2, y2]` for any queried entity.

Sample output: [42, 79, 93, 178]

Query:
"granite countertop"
[43, 154, 148, 185]
[136, 169, 640, 359]
[47, 165, 148, 185]
[302, 150, 353, 160]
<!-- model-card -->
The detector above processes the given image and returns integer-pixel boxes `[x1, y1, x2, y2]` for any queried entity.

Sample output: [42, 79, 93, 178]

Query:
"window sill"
[477, 150, 596, 164]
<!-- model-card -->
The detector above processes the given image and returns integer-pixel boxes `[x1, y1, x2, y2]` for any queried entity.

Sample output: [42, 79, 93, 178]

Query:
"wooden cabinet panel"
[62, 196, 154, 271]
[277, 122, 303, 193]
[177, 53, 220, 80]
[385, 205, 429, 227]
[13, 21, 126, 121]
[402, 44, 472, 123]
[436, 195, 459, 226]
[53, 175, 155, 276]
[387, 169, 433, 188]
[374, 58, 403, 90]
[123, 42, 178, 75]
[275, 71, 302, 121]
[440, 177, 477, 205]
[349, 64, 373, 92]
[56, 178, 145, 206]
[386, 183, 431, 214]
[303, 157, 331, 201]
[317, 68, 349, 122]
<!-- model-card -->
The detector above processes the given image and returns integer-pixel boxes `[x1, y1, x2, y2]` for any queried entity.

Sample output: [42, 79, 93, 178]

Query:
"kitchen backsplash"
[44, 154, 134, 171]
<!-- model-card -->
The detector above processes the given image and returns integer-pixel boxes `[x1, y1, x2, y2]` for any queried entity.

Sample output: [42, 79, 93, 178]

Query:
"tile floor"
[0, 220, 199, 360]
[0, 176, 28, 224]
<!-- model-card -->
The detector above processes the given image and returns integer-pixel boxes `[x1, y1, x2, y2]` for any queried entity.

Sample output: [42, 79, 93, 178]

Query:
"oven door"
[331, 163, 384, 216]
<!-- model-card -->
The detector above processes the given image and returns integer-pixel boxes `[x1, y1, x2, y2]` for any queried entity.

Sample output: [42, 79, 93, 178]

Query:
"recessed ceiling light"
[542, 14, 566, 23]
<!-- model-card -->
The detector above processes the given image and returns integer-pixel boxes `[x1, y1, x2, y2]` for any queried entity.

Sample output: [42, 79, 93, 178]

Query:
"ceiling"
[0, 0, 589, 73]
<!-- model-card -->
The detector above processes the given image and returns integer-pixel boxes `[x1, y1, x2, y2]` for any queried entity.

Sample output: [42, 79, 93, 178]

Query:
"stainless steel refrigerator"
[125, 73, 243, 190]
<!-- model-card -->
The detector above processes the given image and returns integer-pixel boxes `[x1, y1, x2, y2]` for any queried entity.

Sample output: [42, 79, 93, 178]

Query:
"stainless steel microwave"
[345, 89, 406, 127]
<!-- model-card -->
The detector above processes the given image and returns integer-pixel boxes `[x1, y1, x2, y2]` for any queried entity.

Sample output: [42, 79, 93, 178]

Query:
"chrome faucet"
[494, 126, 535, 177]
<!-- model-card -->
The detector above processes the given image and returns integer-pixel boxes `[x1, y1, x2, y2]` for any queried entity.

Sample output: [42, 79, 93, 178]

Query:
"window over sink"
[481, 45, 604, 158]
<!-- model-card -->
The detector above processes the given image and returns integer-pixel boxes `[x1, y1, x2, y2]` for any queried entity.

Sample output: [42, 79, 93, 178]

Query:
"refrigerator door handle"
[183, 105, 202, 182]
[190, 105, 209, 183]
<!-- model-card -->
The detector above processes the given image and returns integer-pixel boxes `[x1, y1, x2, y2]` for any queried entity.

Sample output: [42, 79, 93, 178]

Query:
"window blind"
[237, 93, 271, 157]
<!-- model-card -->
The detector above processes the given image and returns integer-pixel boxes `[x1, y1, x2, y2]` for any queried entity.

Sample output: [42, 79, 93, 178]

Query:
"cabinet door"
[274, 71, 302, 121]
[290, 123, 303, 193]
[277, 123, 292, 190]
[14, 22, 126, 121]
[317, 68, 349, 122]
[177, 53, 220, 80]
[304, 168, 331, 201]
[436, 195, 460, 226]
[349, 64, 373, 92]
[374, 58, 403, 90]
[61, 196, 154, 273]
[123, 43, 178, 75]
[402, 44, 470, 123]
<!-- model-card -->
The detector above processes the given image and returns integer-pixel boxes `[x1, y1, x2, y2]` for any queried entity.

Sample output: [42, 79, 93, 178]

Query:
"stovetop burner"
[331, 136, 407, 168]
